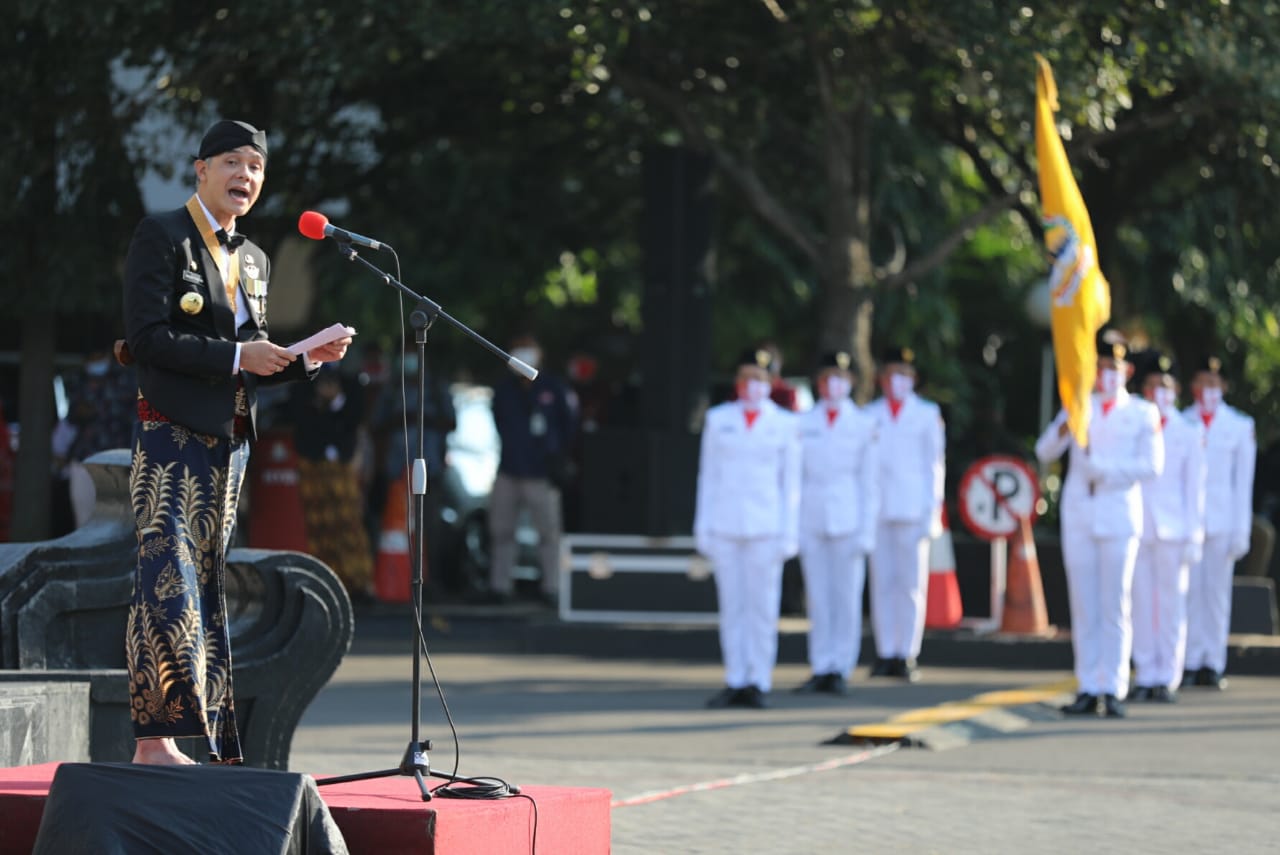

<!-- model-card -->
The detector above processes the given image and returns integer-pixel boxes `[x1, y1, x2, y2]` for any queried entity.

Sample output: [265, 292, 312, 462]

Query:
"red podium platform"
[0, 763, 611, 854]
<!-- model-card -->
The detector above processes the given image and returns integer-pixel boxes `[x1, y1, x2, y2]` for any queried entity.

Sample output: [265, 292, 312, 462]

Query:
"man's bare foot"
[132, 738, 197, 765]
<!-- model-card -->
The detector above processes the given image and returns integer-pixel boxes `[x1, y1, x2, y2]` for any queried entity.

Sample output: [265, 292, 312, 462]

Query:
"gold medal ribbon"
[184, 195, 239, 312]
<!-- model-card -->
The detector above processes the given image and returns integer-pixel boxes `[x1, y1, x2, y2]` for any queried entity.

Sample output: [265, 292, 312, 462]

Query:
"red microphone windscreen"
[298, 210, 329, 240]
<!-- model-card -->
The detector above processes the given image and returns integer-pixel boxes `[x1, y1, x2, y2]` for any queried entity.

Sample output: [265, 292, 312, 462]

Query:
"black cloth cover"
[32, 763, 347, 855]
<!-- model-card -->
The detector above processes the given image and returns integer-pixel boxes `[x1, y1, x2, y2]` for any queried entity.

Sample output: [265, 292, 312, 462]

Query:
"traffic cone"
[246, 430, 309, 552]
[925, 507, 963, 629]
[1001, 516, 1051, 635]
[374, 473, 413, 603]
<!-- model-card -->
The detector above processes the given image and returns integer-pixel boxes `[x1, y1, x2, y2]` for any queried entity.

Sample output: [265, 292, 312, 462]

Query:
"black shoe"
[1060, 693, 1099, 715]
[793, 675, 826, 694]
[870, 657, 893, 677]
[1102, 694, 1126, 718]
[1196, 667, 1228, 690]
[1129, 685, 1154, 702]
[739, 686, 768, 709]
[1150, 686, 1178, 703]
[823, 673, 849, 695]
[901, 658, 921, 683]
[706, 687, 741, 709]
[1180, 669, 1198, 688]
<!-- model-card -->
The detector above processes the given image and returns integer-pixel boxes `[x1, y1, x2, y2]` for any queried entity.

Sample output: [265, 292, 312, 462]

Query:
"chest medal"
[179, 292, 205, 315]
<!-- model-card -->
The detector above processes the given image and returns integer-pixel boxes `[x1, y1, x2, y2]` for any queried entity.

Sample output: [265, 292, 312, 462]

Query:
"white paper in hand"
[288, 323, 357, 356]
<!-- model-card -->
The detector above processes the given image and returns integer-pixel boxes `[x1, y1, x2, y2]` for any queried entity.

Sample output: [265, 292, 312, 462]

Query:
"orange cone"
[1000, 516, 1051, 634]
[246, 430, 309, 552]
[925, 508, 963, 629]
[374, 473, 413, 603]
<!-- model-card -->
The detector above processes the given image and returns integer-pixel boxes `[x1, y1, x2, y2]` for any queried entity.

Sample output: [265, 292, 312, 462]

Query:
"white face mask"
[740, 378, 770, 407]
[511, 347, 541, 370]
[888, 374, 914, 401]
[1198, 386, 1223, 413]
[1152, 387, 1178, 413]
[822, 376, 852, 404]
[1097, 368, 1123, 400]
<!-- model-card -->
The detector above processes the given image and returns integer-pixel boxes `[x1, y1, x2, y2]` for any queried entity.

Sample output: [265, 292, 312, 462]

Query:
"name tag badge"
[182, 269, 203, 285]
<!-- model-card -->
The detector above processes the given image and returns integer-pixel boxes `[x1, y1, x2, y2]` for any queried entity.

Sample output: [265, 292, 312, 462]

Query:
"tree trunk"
[817, 88, 876, 401]
[11, 312, 56, 541]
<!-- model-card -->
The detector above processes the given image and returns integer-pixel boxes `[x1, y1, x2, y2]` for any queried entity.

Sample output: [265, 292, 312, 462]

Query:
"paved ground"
[292, 612, 1279, 854]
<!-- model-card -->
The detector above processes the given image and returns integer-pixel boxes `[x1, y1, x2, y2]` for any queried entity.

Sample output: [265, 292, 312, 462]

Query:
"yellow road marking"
[835, 678, 1077, 745]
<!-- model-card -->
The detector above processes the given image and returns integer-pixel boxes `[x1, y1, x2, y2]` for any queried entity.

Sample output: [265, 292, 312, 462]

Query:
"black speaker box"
[578, 429, 699, 536]
[32, 762, 347, 855]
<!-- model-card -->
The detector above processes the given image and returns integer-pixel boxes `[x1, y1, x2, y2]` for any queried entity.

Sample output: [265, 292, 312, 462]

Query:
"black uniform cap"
[736, 348, 774, 371]
[816, 351, 853, 372]
[1096, 328, 1128, 362]
[1191, 355, 1227, 380]
[197, 120, 268, 161]
[1133, 349, 1177, 386]
[879, 345, 915, 366]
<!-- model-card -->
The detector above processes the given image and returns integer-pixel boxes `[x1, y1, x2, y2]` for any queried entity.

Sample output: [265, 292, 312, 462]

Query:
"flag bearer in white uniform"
[696, 348, 801, 709]
[1036, 337, 1163, 718]
[1181, 356, 1255, 690]
[1130, 353, 1205, 703]
[793, 352, 879, 695]
[866, 346, 945, 682]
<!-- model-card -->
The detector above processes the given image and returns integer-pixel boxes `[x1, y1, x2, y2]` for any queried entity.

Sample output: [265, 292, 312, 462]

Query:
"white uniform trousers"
[1131, 539, 1190, 691]
[1062, 533, 1139, 697]
[707, 536, 785, 692]
[870, 521, 930, 660]
[1185, 534, 1235, 673]
[799, 532, 867, 677]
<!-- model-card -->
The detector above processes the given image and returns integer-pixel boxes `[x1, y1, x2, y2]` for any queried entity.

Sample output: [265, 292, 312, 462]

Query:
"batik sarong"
[297, 457, 373, 595]
[126, 399, 249, 763]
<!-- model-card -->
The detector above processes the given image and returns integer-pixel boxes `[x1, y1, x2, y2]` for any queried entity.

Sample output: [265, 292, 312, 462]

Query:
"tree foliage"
[7, 0, 1280, 538]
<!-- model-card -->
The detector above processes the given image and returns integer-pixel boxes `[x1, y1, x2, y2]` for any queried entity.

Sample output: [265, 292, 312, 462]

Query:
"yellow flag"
[1035, 54, 1111, 449]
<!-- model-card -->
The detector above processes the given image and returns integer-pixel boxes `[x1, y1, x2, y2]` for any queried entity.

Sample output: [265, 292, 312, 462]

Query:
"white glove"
[695, 533, 713, 559]
[1074, 453, 1103, 486]
[1182, 541, 1203, 567]
[857, 537, 876, 557]
[780, 539, 799, 562]
[1230, 532, 1251, 562]
[915, 518, 934, 544]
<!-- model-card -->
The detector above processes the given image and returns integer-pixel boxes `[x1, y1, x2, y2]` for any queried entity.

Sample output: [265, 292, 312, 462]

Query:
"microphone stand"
[313, 240, 536, 801]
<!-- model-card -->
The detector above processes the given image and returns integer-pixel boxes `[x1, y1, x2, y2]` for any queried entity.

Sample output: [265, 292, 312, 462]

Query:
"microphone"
[507, 356, 539, 381]
[298, 210, 387, 251]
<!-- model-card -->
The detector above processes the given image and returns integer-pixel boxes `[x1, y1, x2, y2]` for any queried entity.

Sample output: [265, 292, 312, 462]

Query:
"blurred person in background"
[56, 331, 137, 528]
[1129, 352, 1204, 703]
[793, 351, 878, 696]
[696, 348, 801, 709]
[291, 363, 373, 599]
[1036, 335, 1162, 718]
[1181, 355, 1255, 690]
[866, 346, 945, 683]
[487, 332, 576, 605]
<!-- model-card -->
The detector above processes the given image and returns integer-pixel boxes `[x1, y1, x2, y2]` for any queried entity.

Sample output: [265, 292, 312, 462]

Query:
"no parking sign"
[957, 455, 1040, 542]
